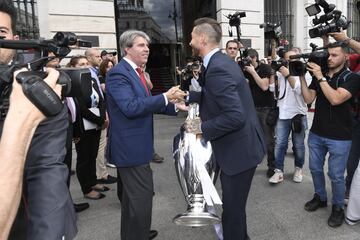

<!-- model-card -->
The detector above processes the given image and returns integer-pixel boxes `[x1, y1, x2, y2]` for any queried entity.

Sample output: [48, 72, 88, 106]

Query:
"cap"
[101, 50, 117, 57]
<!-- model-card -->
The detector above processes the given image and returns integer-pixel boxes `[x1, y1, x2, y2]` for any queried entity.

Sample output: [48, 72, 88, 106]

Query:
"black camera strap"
[15, 72, 63, 117]
[274, 74, 286, 101]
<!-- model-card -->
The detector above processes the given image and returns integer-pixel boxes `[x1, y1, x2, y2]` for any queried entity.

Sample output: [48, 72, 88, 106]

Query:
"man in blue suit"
[106, 30, 186, 240]
[185, 18, 266, 240]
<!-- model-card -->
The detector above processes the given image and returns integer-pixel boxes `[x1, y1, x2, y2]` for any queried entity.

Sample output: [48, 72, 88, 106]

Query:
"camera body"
[0, 32, 92, 117]
[271, 59, 288, 72]
[238, 58, 252, 72]
[227, 11, 246, 27]
[289, 49, 329, 76]
[259, 22, 283, 40]
[306, 0, 351, 38]
[182, 62, 200, 80]
[226, 12, 246, 41]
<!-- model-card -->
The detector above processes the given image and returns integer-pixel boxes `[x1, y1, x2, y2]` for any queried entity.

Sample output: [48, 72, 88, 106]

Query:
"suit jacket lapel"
[121, 60, 148, 96]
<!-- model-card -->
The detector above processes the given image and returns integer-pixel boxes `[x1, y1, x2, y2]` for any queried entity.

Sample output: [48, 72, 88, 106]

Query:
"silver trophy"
[173, 103, 221, 227]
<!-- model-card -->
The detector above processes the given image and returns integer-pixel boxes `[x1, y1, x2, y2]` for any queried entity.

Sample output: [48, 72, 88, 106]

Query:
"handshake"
[164, 86, 188, 104]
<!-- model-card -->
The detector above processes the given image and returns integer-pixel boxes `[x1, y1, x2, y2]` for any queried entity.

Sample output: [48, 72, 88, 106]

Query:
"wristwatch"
[317, 77, 327, 83]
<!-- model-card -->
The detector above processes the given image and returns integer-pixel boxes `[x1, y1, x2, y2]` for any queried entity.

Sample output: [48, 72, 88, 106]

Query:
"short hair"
[67, 55, 87, 67]
[0, 0, 17, 34]
[193, 17, 222, 44]
[327, 41, 349, 54]
[226, 40, 239, 49]
[246, 48, 259, 60]
[119, 30, 150, 57]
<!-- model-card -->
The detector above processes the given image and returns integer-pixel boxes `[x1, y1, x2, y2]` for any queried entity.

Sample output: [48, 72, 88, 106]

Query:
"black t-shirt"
[309, 67, 360, 140]
[245, 63, 275, 107]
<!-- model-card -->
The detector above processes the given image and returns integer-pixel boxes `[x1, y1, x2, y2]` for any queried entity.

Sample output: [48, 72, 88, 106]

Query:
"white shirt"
[123, 57, 168, 105]
[276, 72, 312, 119]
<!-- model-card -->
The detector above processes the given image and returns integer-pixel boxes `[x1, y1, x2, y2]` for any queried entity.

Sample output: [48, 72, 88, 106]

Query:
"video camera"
[306, 0, 351, 38]
[288, 43, 329, 76]
[226, 11, 246, 41]
[259, 21, 283, 40]
[0, 32, 92, 117]
[236, 48, 252, 72]
[271, 59, 288, 72]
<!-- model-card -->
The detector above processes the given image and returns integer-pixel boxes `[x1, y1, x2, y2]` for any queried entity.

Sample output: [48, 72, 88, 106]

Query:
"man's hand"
[175, 102, 188, 112]
[10, 68, 61, 123]
[165, 86, 187, 103]
[329, 30, 348, 42]
[279, 66, 290, 78]
[184, 118, 202, 134]
[307, 62, 323, 80]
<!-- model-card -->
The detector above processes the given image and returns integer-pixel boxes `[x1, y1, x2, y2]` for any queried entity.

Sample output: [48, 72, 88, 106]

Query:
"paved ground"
[71, 113, 360, 240]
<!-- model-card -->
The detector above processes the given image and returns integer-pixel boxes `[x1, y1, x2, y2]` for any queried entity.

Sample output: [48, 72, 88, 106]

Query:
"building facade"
[11, 0, 360, 61]
[16, 0, 117, 57]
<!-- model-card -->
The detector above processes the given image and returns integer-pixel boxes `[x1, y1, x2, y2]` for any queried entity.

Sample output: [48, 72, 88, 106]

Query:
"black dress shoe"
[92, 186, 110, 192]
[328, 205, 344, 228]
[74, 202, 89, 213]
[149, 230, 158, 239]
[97, 175, 118, 184]
[151, 153, 164, 163]
[304, 193, 327, 212]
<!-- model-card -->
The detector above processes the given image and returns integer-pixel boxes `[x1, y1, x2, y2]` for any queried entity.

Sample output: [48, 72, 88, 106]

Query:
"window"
[347, 0, 360, 40]
[264, 0, 293, 55]
[13, 0, 39, 39]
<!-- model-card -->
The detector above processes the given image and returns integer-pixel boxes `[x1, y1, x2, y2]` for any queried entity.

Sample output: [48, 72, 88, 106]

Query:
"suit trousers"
[220, 167, 256, 240]
[117, 164, 153, 240]
[75, 129, 101, 194]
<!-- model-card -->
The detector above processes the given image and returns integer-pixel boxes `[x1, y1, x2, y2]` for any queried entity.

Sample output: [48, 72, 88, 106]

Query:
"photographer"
[0, 1, 76, 239]
[300, 43, 360, 227]
[269, 51, 312, 184]
[243, 48, 276, 178]
[0, 68, 61, 239]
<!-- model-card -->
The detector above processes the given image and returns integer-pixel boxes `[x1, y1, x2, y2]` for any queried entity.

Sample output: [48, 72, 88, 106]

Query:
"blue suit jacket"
[106, 59, 176, 167]
[189, 51, 266, 175]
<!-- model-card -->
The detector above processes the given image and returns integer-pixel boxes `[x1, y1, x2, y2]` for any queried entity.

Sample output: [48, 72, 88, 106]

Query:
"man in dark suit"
[106, 30, 186, 240]
[185, 17, 266, 240]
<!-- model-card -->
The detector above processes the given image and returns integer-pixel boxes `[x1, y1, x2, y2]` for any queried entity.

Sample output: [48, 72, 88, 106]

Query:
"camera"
[226, 11, 246, 41]
[182, 62, 200, 80]
[259, 22, 283, 40]
[271, 59, 288, 72]
[288, 43, 329, 76]
[0, 32, 92, 117]
[227, 11, 246, 27]
[238, 58, 252, 72]
[306, 0, 351, 38]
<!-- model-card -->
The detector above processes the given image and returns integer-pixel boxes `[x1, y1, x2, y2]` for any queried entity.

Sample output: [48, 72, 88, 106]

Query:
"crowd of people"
[1, 0, 360, 239]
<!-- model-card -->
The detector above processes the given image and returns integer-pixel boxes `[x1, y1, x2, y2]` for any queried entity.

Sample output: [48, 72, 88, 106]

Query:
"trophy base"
[173, 211, 221, 227]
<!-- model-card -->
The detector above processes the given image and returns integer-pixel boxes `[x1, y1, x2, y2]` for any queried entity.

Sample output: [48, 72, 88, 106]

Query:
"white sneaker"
[269, 169, 283, 184]
[293, 167, 303, 183]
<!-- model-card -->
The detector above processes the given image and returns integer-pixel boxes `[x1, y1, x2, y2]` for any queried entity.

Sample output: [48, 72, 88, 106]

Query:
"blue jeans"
[274, 116, 307, 171]
[308, 132, 352, 207]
